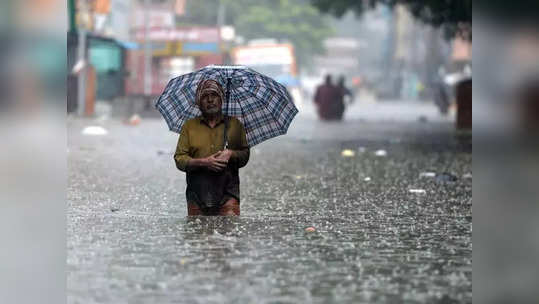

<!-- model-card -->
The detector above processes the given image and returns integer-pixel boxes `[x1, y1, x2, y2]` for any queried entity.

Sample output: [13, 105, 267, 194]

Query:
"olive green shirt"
[174, 116, 250, 208]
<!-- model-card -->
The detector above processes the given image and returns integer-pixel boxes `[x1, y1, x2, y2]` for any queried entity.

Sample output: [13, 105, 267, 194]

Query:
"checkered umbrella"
[155, 65, 299, 147]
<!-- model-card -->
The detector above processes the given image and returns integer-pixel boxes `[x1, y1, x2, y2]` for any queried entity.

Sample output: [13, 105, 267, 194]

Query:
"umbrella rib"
[244, 84, 296, 130]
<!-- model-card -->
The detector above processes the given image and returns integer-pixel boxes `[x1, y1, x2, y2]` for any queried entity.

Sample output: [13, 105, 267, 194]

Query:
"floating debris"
[305, 227, 316, 232]
[409, 189, 426, 195]
[364, 177, 371, 182]
[419, 172, 436, 178]
[341, 149, 356, 157]
[374, 149, 387, 157]
[127, 114, 141, 126]
[157, 149, 173, 156]
[82, 126, 108, 136]
[436, 173, 458, 183]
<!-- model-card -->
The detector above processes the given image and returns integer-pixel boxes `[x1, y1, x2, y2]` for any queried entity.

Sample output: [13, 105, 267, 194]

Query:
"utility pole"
[144, 0, 152, 109]
[68, 0, 76, 33]
[77, 0, 89, 116]
[217, 0, 226, 27]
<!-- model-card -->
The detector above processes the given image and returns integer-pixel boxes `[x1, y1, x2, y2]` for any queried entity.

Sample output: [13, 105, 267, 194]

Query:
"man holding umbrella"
[156, 65, 298, 217]
[174, 79, 249, 216]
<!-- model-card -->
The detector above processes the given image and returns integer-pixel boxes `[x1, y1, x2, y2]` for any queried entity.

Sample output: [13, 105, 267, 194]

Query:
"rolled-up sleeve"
[174, 124, 192, 172]
[231, 122, 250, 169]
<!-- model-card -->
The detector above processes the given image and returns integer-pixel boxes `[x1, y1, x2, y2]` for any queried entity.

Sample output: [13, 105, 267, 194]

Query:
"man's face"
[199, 91, 222, 115]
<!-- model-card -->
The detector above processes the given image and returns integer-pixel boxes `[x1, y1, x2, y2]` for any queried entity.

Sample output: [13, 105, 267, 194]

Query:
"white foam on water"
[82, 126, 108, 136]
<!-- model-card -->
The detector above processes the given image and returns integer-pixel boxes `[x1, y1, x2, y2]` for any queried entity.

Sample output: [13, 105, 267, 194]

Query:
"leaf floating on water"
[341, 149, 356, 157]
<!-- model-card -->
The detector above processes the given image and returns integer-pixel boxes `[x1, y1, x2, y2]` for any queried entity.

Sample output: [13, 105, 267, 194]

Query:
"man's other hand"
[215, 149, 233, 163]
[205, 152, 227, 172]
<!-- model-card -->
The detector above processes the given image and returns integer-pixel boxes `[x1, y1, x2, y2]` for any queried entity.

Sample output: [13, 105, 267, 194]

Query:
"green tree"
[176, 0, 334, 69]
[234, 0, 333, 68]
[311, 0, 471, 39]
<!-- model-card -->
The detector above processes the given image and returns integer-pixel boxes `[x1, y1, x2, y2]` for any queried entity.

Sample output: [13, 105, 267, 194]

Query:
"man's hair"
[195, 79, 225, 107]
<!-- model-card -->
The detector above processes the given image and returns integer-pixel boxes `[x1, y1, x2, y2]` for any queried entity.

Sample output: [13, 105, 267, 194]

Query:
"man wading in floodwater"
[174, 79, 250, 216]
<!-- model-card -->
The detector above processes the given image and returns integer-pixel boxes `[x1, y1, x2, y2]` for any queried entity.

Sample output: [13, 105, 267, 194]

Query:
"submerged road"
[68, 101, 471, 303]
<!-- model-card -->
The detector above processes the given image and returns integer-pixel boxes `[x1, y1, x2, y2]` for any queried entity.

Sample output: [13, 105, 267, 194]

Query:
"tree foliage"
[311, 0, 472, 39]
[177, 0, 334, 68]
[234, 0, 333, 67]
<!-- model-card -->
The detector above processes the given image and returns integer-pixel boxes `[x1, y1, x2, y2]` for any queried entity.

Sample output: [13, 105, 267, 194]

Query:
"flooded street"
[68, 102, 471, 303]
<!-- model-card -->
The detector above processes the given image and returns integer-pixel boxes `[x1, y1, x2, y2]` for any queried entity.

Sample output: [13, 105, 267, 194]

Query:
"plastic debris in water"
[82, 126, 108, 136]
[374, 149, 387, 157]
[127, 114, 141, 126]
[409, 189, 426, 194]
[419, 172, 436, 178]
[341, 149, 356, 157]
[364, 177, 371, 181]
[305, 227, 316, 232]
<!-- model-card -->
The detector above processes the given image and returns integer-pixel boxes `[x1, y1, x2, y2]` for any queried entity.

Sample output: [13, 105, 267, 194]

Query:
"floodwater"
[68, 104, 471, 303]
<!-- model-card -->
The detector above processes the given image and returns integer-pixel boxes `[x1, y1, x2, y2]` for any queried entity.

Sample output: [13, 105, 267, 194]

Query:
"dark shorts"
[185, 168, 240, 210]
[187, 196, 240, 216]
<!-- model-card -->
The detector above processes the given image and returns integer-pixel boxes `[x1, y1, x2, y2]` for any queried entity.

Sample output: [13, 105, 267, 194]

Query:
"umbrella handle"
[223, 77, 231, 149]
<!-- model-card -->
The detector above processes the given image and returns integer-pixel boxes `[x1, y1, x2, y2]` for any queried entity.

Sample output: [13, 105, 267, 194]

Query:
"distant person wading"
[314, 75, 346, 121]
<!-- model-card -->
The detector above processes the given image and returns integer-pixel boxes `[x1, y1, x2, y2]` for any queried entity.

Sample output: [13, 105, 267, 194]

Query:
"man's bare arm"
[216, 148, 250, 169]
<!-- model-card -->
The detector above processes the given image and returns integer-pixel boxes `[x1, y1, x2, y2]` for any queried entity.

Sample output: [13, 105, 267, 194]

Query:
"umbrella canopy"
[155, 65, 298, 147]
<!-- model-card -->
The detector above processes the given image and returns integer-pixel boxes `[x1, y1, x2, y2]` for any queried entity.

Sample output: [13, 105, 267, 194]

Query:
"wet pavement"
[68, 102, 471, 303]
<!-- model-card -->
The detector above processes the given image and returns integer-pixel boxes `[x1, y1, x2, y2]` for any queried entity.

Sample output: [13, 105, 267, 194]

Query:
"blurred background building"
[67, 0, 471, 128]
